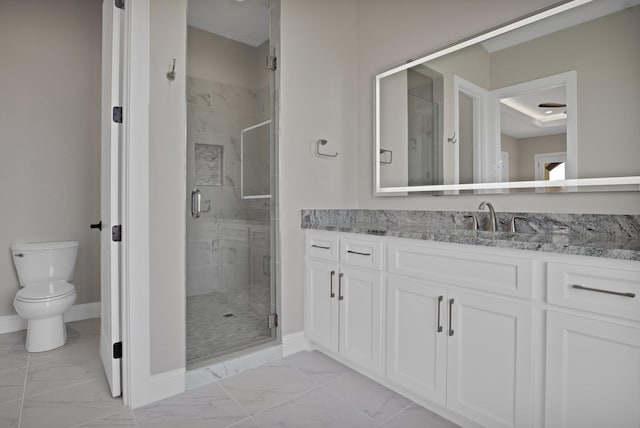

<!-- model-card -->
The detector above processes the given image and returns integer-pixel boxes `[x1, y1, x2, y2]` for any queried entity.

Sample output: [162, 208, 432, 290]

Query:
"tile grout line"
[320, 370, 416, 426]
[218, 371, 324, 426]
[66, 408, 129, 428]
[217, 381, 261, 428]
[319, 381, 382, 425]
[130, 406, 141, 428]
[17, 353, 29, 428]
[375, 402, 415, 427]
[21, 374, 104, 401]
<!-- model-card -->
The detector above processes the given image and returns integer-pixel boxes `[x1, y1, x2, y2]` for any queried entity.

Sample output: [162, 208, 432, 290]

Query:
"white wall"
[355, 0, 640, 214]
[0, 0, 102, 316]
[149, 0, 187, 375]
[279, 0, 358, 335]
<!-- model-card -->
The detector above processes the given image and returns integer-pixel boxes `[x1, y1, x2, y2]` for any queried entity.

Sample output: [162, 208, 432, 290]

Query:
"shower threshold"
[186, 339, 283, 390]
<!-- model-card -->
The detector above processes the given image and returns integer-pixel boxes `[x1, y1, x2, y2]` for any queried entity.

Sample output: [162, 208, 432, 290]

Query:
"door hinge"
[112, 106, 123, 123]
[266, 56, 277, 71]
[112, 225, 122, 242]
[113, 342, 122, 359]
[268, 313, 278, 328]
[115, 0, 124, 10]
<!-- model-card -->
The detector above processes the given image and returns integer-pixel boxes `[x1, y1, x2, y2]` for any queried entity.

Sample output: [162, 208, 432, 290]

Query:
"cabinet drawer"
[305, 233, 339, 262]
[388, 243, 533, 298]
[547, 262, 640, 321]
[340, 238, 383, 270]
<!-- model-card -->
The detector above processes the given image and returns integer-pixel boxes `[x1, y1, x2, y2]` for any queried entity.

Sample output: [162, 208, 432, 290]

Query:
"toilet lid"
[16, 281, 75, 301]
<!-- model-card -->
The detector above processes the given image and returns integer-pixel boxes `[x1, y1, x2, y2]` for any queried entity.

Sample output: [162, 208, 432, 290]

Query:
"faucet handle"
[464, 214, 479, 231]
[509, 216, 527, 233]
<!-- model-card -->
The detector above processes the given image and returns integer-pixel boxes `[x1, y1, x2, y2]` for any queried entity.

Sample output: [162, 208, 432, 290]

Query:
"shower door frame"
[184, 5, 281, 366]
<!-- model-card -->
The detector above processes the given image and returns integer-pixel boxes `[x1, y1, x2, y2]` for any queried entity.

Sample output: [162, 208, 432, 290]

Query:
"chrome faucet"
[478, 201, 498, 232]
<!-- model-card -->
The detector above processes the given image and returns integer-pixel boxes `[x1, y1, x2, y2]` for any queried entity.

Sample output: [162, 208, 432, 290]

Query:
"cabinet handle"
[448, 298, 455, 336]
[312, 244, 330, 250]
[338, 273, 344, 301]
[571, 284, 635, 298]
[437, 296, 443, 333]
[330, 270, 336, 298]
[347, 250, 371, 256]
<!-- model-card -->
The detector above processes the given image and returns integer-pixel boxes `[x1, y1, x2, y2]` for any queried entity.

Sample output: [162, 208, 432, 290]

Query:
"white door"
[339, 267, 383, 376]
[386, 275, 447, 405]
[305, 260, 339, 353]
[546, 311, 640, 428]
[446, 291, 533, 428]
[99, 0, 123, 398]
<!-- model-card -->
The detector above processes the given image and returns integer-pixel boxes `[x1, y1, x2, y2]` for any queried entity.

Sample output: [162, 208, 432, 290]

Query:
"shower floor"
[187, 285, 273, 365]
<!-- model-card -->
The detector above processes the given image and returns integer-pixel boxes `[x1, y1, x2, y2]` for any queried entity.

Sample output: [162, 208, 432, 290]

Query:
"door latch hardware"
[113, 342, 122, 359]
[112, 225, 122, 242]
[112, 106, 123, 123]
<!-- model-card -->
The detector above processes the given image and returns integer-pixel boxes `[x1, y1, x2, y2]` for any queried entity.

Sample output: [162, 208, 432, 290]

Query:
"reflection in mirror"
[376, 0, 640, 194]
[241, 120, 271, 199]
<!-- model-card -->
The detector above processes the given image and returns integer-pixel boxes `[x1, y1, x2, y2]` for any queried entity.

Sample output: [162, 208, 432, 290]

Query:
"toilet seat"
[15, 281, 75, 302]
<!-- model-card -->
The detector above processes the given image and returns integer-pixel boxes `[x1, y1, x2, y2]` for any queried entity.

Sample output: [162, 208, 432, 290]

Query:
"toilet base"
[25, 315, 68, 352]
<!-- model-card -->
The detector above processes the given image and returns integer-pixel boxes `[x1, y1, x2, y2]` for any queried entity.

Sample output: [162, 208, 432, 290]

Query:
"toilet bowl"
[11, 241, 79, 352]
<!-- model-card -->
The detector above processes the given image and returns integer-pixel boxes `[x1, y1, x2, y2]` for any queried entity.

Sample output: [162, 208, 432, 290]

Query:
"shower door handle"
[191, 188, 201, 219]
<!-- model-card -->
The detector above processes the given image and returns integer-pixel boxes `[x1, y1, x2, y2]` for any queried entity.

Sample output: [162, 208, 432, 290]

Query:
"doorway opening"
[185, 0, 278, 367]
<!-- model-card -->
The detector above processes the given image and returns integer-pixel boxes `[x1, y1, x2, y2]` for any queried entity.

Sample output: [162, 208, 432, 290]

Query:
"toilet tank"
[11, 241, 79, 286]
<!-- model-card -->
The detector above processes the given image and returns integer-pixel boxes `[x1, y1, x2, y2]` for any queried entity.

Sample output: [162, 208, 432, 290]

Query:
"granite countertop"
[301, 210, 640, 261]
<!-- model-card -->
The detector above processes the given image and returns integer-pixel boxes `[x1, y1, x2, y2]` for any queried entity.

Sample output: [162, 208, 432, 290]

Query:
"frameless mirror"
[375, 0, 640, 194]
[241, 119, 271, 199]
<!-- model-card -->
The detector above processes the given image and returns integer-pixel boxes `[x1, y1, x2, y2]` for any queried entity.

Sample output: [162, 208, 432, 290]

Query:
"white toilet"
[11, 241, 78, 352]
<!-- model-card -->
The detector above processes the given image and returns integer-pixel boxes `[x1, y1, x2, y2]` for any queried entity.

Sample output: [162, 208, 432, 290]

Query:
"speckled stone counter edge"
[301, 210, 640, 261]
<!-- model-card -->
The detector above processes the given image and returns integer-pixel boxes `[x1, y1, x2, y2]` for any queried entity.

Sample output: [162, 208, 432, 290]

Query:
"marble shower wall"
[186, 76, 271, 297]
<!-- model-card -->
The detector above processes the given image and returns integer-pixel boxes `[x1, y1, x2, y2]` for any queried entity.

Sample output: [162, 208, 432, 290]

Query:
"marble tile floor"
[1, 320, 460, 428]
[0, 318, 125, 428]
[187, 286, 273, 365]
[136, 349, 461, 428]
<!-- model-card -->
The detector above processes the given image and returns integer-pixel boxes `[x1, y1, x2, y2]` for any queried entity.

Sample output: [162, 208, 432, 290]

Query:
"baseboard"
[282, 330, 312, 356]
[0, 301, 101, 334]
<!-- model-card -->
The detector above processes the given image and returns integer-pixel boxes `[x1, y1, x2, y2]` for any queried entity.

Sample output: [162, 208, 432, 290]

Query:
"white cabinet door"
[386, 275, 447, 405]
[546, 311, 640, 428]
[305, 260, 339, 353]
[447, 291, 533, 428]
[339, 266, 384, 375]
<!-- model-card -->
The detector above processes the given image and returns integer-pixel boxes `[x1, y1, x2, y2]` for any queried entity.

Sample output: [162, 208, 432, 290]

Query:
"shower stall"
[185, 0, 277, 367]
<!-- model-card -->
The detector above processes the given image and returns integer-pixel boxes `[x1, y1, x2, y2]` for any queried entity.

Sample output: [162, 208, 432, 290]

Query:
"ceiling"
[188, 0, 270, 47]
[500, 86, 567, 139]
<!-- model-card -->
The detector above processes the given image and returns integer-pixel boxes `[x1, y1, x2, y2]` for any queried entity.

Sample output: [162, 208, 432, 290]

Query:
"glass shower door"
[185, 37, 275, 366]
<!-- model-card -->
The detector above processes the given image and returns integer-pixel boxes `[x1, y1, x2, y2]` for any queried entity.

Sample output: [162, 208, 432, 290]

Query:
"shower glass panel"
[185, 1, 275, 366]
[407, 68, 443, 186]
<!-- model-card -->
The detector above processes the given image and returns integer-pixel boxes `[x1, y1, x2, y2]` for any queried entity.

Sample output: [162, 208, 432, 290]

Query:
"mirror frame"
[241, 119, 272, 200]
[374, 0, 640, 195]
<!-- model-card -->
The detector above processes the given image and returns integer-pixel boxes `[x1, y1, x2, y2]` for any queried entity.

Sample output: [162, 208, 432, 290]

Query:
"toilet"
[11, 241, 78, 352]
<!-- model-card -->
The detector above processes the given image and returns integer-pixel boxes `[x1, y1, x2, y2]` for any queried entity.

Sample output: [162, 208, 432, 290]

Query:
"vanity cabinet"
[303, 230, 640, 428]
[446, 290, 532, 428]
[386, 273, 533, 428]
[386, 275, 448, 405]
[545, 311, 640, 428]
[544, 260, 640, 428]
[305, 234, 384, 376]
[305, 259, 339, 353]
